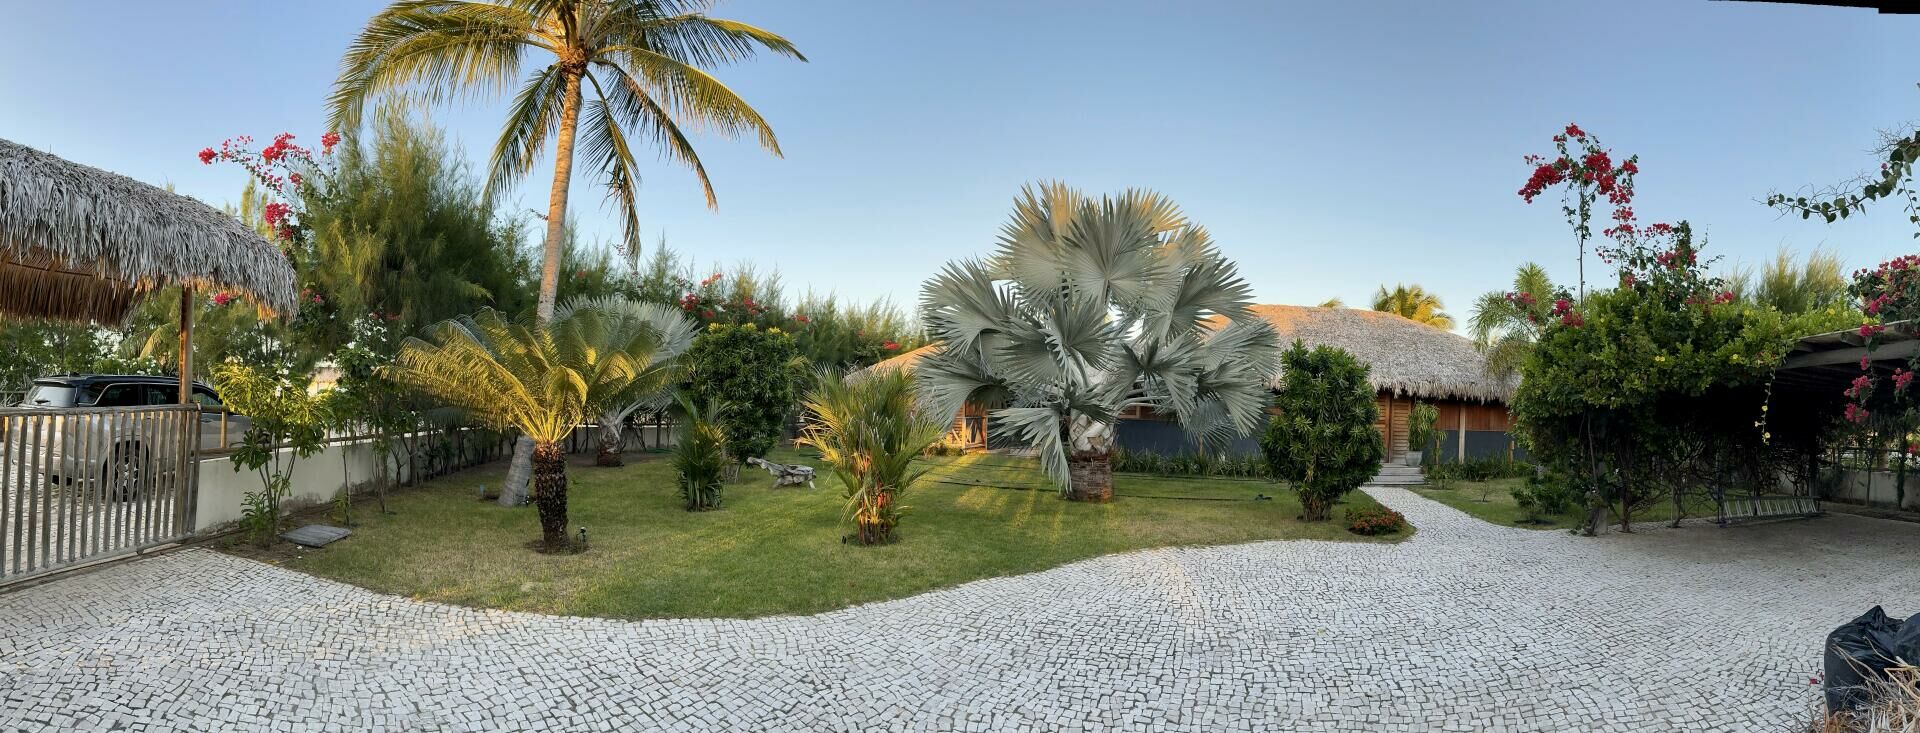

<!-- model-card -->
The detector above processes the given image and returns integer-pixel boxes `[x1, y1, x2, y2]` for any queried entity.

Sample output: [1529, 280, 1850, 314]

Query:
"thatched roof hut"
[1223, 304, 1514, 402]
[0, 137, 297, 323]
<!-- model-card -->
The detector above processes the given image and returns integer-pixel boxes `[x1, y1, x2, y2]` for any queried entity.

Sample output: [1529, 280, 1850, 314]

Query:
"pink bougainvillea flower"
[197, 147, 217, 165]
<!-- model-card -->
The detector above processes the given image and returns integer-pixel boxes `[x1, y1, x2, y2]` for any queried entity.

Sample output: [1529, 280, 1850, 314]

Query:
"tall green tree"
[916, 182, 1282, 501]
[1467, 262, 1564, 380]
[1372, 283, 1454, 329]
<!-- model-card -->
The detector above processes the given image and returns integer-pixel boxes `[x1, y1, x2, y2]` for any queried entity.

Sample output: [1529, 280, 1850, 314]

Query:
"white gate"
[0, 405, 198, 584]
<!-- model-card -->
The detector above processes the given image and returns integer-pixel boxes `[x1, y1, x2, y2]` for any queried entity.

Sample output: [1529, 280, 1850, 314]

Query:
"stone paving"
[4, 486, 1919, 732]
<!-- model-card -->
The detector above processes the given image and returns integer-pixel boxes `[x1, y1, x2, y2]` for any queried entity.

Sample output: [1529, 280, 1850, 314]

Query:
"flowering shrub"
[1345, 507, 1407, 536]
[199, 131, 339, 244]
[1518, 124, 1641, 294]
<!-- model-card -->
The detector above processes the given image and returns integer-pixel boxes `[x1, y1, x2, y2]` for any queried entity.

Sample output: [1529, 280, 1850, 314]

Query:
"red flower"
[198, 147, 217, 165]
[1859, 323, 1887, 339]
[288, 173, 302, 187]
[1844, 403, 1870, 424]
[793, 314, 810, 324]
[882, 341, 900, 351]
[211, 292, 234, 307]
[701, 310, 715, 319]
[1896, 368, 1913, 392]
[320, 131, 341, 154]
[1564, 123, 1586, 139]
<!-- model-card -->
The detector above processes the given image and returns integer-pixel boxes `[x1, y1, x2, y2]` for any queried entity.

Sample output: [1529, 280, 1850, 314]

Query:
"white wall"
[190, 424, 678, 533]
[1825, 468, 1920, 512]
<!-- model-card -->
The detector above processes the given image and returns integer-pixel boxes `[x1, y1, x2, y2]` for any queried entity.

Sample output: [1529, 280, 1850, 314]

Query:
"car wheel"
[103, 443, 147, 502]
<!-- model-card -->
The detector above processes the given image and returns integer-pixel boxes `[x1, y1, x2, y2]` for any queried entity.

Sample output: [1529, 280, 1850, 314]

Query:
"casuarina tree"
[917, 181, 1281, 501]
[1260, 341, 1383, 521]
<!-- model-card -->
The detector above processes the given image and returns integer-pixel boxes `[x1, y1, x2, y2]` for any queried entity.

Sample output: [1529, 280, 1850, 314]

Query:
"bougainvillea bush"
[1513, 126, 1857, 535]
[683, 323, 802, 463]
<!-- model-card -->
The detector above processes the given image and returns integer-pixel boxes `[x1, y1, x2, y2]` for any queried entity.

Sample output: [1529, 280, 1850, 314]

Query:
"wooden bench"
[1719, 494, 1823, 525]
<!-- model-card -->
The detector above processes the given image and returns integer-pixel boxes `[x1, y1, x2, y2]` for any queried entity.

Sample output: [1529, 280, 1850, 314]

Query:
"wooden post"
[178, 286, 193, 404]
[1457, 404, 1467, 464]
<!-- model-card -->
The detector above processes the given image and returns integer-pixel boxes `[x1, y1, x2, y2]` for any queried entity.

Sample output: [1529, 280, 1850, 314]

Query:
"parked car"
[15, 374, 251, 498]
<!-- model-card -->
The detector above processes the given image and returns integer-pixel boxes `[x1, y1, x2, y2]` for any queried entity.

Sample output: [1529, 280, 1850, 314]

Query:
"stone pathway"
[4, 487, 1918, 732]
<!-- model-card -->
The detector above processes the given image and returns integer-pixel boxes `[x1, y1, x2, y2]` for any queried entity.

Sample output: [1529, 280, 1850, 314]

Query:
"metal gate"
[0, 405, 198, 585]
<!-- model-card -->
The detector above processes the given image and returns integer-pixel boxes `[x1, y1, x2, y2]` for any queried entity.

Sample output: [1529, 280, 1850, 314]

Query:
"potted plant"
[1406, 402, 1439, 467]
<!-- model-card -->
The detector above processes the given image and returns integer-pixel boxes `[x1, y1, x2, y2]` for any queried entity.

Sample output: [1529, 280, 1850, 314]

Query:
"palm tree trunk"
[1066, 451, 1113, 502]
[532, 441, 569, 551]
[505, 66, 587, 503]
[597, 409, 625, 467]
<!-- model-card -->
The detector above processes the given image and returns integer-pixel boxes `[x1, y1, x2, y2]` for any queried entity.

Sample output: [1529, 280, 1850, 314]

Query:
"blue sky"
[3, 1, 1917, 327]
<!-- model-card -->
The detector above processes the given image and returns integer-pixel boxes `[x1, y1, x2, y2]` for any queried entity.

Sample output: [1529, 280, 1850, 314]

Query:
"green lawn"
[1413, 478, 1723, 531]
[261, 448, 1405, 620]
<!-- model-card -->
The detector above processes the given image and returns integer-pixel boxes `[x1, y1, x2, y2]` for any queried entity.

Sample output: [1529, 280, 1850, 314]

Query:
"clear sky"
[3, 1, 1918, 327]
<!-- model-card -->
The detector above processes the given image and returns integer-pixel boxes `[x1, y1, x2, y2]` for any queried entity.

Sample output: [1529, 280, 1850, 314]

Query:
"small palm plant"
[556, 295, 698, 466]
[670, 393, 728, 511]
[388, 306, 678, 551]
[798, 368, 947, 545]
[1467, 262, 1568, 379]
[917, 182, 1281, 500]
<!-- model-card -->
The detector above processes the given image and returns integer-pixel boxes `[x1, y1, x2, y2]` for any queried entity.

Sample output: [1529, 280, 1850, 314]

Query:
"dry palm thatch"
[1222, 304, 1516, 403]
[0, 137, 296, 324]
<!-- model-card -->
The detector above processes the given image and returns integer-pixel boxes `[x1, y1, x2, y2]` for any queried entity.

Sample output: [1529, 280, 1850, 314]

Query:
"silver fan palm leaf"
[919, 182, 1280, 494]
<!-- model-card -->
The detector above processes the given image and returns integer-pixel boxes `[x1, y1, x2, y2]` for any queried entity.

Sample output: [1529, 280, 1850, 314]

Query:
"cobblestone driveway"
[4, 487, 1917, 732]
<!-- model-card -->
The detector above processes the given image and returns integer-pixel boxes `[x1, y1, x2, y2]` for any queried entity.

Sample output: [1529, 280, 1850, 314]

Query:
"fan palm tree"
[554, 295, 698, 465]
[1372, 284, 1453, 329]
[329, 0, 804, 502]
[917, 182, 1282, 501]
[1467, 262, 1561, 380]
[388, 306, 681, 550]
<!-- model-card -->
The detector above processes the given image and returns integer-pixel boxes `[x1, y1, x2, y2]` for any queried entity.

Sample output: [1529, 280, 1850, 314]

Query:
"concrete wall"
[1822, 468, 1920, 511]
[190, 424, 678, 533]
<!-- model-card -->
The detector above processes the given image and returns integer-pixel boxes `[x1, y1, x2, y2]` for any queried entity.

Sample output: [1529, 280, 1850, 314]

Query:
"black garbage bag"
[1824, 606, 1909, 713]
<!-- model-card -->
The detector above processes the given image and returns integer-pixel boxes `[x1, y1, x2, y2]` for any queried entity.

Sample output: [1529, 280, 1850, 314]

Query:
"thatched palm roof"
[0, 137, 297, 323]
[1222, 304, 1514, 402]
[864, 343, 940, 375]
[869, 306, 1514, 403]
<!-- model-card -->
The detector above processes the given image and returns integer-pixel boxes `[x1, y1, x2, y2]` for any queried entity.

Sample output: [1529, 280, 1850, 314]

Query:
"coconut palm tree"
[1467, 262, 1561, 380]
[329, 0, 804, 502]
[388, 305, 680, 550]
[917, 182, 1282, 501]
[1371, 283, 1453, 329]
[554, 294, 698, 465]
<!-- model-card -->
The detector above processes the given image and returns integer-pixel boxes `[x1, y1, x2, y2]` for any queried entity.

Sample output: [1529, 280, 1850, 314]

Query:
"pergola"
[0, 137, 297, 399]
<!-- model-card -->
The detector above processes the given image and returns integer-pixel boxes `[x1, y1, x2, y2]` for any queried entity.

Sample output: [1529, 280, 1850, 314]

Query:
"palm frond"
[328, 0, 543, 134]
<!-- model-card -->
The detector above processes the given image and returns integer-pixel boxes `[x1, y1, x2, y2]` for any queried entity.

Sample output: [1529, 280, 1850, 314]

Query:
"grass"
[255, 448, 1405, 620]
[1412, 478, 1724, 531]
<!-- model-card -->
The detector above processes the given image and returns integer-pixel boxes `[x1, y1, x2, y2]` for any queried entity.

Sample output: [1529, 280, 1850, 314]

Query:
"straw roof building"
[0, 137, 297, 401]
[0, 138, 296, 323]
[870, 304, 1522, 462]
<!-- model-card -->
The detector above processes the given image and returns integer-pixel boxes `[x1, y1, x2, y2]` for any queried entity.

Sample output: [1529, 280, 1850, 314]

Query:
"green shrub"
[1511, 471, 1579, 523]
[672, 396, 729, 512]
[684, 323, 800, 462]
[1346, 506, 1407, 535]
[1408, 402, 1440, 459]
[1260, 341, 1383, 521]
[1111, 446, 1269, 479]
